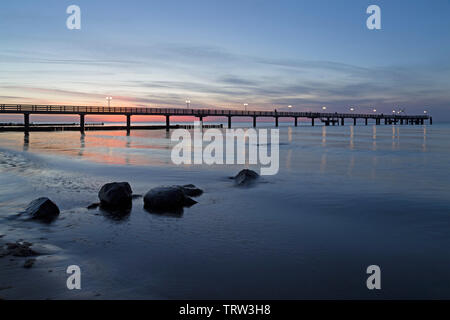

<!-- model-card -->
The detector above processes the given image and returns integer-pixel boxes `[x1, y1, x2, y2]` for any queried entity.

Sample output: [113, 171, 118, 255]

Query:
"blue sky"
[0, 0, 449, 119]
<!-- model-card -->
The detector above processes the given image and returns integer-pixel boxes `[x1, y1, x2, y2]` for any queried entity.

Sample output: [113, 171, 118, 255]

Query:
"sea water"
[0, 123, 449, 299]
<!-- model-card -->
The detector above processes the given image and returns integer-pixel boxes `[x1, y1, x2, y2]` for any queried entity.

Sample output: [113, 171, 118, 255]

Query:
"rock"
[98, 182, 132, 210]
[232, 169, 259, 186]
[0, 248, 8, 258]
[87, 203, 100, 210]
[23, 258, 36, 269]
[5, 242, 37, 257]
[143, 186, 198, 213]
[24, 197, 60, 221]
[180, 184, 203, 197]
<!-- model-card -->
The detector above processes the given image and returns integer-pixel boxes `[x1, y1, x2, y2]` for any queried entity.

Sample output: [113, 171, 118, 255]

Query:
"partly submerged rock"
[24, 197, 60, 221]
[23, 258, 36, 269]
[143, 186, 198, 213]
[98, 182, 132, 211]
[5, 242, 38, 257]
[179, 184, 203, 197]
[87, 202, 100, 210]
[232, 169, 259, 186]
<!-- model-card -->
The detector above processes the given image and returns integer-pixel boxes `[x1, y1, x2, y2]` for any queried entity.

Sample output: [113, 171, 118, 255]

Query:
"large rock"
[98, 182, 133, 210]
[143, 186, 198, 213]
[24, 197, 60, 221]
[233, 169, 259, 186]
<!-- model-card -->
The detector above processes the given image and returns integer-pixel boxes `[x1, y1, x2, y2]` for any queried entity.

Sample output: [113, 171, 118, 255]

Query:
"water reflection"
[79, 133, 85, 157]
[391, 126, 400, 150]
[371, 156, 378, 179]
[286, 149, 292, 170]
[99, 207, 131, 222]
[348, 155, 355, 176]
[349, 126, 354, 150]
[321, 126, 327, 146]
[372, 126, 377, 150]
[144, 206, 184, 218]
[422, 126, 427, 152]
[320, 152, 327, 173]
[23, 134, 29, 152]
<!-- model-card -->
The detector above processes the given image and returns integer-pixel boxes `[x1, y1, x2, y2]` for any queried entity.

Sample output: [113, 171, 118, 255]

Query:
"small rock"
[98, 182, 133, 211]
[232, 169, 259, 186]
[23, 258, 36, 269]
[23, 197, 60, 221]
[144, 186, 198, 213]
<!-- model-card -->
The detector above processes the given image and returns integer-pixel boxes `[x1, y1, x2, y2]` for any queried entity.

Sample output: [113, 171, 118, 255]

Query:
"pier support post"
[365, 118, 368, 126]
[227, 116, 232, 128]
[80, 114, 85, 133]
[353, 118, 357, 126]
[400, 119, 404, 125]
[421, 119, 424, 125]
[430, 117, 433, 125]
[341, 118, 344, 126]
[24, 113, 30, 134]
[275, 117, 279, 127]
[311, 118, 315, 126]
[126, 114, 131, 132]
[165, 115, 170, 131]
[294, 117, 298, 127]
[199, 116, 203, 128]
[253, 116, 257, 128]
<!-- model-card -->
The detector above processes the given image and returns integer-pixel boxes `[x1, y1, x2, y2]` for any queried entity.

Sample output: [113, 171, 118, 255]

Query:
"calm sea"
[0, 122, 449, 299]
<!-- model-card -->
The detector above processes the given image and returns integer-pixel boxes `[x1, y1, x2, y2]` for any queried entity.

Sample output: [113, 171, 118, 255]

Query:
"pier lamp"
[106, 96, 112, 108]
[244, 103, 248, 111]
[186, 99, 191, 109]
[373, 108, 377, 112]
[322, 106, 327, 111]
[424, 110, 428, 114]
[350, 107, 355, 112]
[392, 110, 396, 114]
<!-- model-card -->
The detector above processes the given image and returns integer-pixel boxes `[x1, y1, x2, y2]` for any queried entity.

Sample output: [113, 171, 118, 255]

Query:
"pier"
[0, 104, 431, 133]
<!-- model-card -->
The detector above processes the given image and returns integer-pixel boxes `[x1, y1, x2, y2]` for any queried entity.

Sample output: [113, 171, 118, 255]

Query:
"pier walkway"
[0, 104, 431, 133]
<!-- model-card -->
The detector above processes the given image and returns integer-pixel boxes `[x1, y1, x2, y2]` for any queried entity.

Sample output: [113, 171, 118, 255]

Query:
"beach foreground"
[1, 124, 450, 299]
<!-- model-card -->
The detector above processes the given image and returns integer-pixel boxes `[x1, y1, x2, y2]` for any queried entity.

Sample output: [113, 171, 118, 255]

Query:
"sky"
[0, 0, 449, 122]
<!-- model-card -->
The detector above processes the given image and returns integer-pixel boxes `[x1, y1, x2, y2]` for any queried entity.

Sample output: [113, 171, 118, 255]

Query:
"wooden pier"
[0, 104, 431, 133]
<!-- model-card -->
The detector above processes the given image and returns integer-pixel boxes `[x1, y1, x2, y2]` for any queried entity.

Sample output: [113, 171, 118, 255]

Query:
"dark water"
[0, 123, 449, 299]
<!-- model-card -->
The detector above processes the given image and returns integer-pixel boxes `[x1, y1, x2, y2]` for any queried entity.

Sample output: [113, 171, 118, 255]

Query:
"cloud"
[1, 42, 449, 117]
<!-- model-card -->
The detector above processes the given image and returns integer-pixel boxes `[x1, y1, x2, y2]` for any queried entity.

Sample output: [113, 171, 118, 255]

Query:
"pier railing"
[0, 104, 429, 119]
